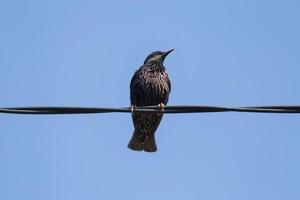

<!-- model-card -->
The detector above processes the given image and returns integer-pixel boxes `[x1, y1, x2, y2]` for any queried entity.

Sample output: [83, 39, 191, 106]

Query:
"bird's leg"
[157, 103, 165, 115]
[131, 105, 136, 114]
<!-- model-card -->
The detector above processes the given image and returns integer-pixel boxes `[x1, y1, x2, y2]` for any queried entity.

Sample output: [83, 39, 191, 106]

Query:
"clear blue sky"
[1, 0, 300, 199]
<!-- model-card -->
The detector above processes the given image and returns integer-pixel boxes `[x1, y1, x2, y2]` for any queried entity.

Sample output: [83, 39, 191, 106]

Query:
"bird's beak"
[162, 49, 174, 57]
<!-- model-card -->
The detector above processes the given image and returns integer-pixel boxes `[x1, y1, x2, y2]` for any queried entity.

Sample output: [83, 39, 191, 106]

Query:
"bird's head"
[144, 49, 174, 64]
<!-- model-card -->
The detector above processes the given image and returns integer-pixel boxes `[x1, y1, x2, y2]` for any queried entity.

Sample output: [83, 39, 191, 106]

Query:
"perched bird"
[128, 49, 173, 152]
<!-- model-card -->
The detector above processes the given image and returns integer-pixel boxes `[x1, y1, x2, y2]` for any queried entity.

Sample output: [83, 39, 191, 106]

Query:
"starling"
[128, 49, 173, 152]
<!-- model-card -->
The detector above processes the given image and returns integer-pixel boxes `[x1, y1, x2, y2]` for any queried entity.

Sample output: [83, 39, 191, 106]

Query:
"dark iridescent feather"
[128, 50, 172, 152]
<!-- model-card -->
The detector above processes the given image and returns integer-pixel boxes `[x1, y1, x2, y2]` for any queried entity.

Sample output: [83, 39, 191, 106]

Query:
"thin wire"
[1, 105, 300, 115]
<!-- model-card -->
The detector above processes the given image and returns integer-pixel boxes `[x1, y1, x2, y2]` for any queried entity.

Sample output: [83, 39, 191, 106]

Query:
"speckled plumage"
[128, 50, 173, 152]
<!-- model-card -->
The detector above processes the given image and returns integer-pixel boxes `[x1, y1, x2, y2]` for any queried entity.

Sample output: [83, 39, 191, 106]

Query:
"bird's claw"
[157, 103, 165, 113]
[131, 105, 136, 114]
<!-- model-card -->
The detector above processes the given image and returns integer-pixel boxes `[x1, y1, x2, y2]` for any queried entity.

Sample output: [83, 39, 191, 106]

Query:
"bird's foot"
[157, 103, 165, 115]
[131, 105, 137, 114]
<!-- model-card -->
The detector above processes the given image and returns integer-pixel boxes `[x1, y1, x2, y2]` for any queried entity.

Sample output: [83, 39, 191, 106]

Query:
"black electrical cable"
[1, 105, 300, 115]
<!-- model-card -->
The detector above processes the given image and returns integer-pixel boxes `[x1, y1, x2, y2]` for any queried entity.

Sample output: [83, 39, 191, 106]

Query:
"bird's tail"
[128, 130, 157, 152]
[143, 134, 157, 152]
[128, 130, 143, 151]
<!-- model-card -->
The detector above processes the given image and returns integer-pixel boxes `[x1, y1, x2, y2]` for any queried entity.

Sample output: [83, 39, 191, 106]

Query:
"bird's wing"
[166, 74, 171, 93]
[130, 68, 142, 105]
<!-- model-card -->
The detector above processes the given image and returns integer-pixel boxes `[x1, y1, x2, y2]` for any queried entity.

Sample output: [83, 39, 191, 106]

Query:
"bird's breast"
[137, 71, 170, 105]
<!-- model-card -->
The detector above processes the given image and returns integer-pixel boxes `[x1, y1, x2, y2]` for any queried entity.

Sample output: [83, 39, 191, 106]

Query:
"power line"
[1, 105, 300, 115]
